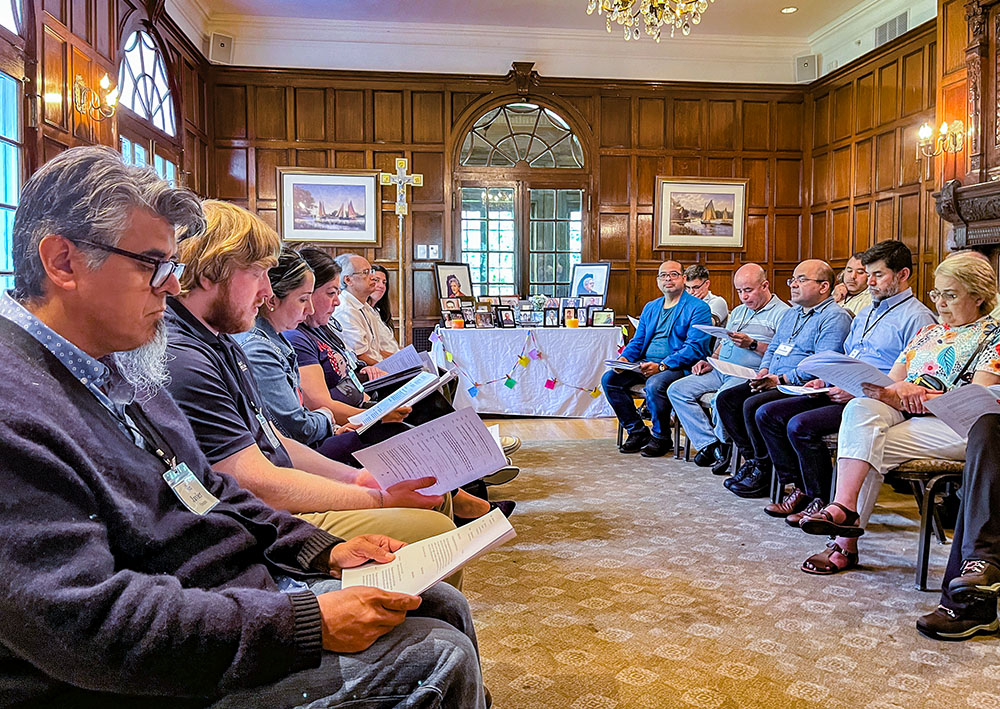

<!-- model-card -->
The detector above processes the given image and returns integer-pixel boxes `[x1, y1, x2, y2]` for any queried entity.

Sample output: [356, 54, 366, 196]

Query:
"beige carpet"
[466, 439, 1000, 709]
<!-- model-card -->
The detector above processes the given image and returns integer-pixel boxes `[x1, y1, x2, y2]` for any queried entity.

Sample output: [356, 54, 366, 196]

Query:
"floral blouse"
[894, 315, 1000, 389]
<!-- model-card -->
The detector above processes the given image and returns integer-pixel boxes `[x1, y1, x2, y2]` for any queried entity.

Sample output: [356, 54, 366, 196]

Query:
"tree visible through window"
[117, 31, 176, 136]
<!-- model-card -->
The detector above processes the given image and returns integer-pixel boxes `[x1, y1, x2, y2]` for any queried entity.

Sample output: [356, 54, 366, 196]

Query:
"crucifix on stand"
[380, 158, 422, 346]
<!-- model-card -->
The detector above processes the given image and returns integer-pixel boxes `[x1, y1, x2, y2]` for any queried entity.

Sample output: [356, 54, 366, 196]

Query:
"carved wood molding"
[966, 1, 987, 175]
[508, 62, 539, 97]
[935, 178, 1000, 248]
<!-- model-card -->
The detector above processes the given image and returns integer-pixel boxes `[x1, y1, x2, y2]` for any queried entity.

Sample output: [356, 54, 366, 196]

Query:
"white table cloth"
[430, 327, 621, 418]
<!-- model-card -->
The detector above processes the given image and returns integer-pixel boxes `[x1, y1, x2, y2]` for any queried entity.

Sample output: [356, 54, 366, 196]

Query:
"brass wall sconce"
[73, 73, 118, 121]
[916, 120, 965, 160]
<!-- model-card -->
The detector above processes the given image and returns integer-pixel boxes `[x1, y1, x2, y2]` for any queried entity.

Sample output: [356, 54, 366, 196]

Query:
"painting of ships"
[669, 192, 735, 236]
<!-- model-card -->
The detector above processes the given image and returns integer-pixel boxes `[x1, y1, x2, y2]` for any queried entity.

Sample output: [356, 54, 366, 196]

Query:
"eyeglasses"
[349, 268, 372, 277]
[928, 289, 960, 303]
[786, 276, 825, 286]
[71, 238, 185, 288]
[657, 271, 682, 280]
[685, 281, 708, 291]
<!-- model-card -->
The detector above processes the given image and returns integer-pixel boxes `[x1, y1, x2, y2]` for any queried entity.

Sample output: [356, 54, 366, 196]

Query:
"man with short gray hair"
[332, 253, 393, 364]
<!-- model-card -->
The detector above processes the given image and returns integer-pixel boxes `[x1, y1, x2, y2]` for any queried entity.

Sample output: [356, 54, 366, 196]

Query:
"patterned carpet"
[465, 439, 1000, 709]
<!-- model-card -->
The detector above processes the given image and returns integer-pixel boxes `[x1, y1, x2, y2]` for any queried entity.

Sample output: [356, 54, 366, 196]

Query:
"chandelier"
[586, 0, 716, 42]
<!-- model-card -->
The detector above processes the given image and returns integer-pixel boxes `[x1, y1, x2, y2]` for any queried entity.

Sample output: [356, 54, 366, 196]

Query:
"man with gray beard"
[0, 146, 486, 708]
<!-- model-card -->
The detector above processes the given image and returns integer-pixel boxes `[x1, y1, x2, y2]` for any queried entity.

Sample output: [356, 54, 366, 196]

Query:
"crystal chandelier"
[586, 0, 716, 42]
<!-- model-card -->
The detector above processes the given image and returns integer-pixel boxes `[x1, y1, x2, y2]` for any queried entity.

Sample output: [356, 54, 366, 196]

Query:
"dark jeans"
[714, 383, 787, 465]
[601, 367, 686, 439]
[940, 414, 1000, 617]
[756, 396, 844, 500]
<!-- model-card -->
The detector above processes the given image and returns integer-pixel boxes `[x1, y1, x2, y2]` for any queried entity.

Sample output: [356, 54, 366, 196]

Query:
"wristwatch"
[658, 362, 667, 372]
[748, 339, 759, 351]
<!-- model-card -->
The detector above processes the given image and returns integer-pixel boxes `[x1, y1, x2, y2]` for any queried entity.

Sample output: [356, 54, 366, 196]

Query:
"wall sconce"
[916, 120, 965, 160]
[73, 73, 118, 122]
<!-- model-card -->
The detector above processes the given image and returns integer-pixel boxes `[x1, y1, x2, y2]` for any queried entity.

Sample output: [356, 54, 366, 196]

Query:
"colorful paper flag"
[528, 348, 540, 360]
[468, 385, 479, 398]
[445, 351, 453, 362]
[428, 331, 441, 343]
[590, 387, 601, 398]
[504, 376, 517, 389]
[544, 378, 556, 390]
[518, 355, 530, 367]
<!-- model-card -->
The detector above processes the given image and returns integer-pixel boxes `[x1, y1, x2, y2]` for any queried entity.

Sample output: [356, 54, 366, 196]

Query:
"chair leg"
[828, 453, 838, 503]
[673, 418, 682, 459]
[770, 472, 781, 503]
[915, 480, 936, 592]
[616, 422, 624, 448]
[684, 435, 692, 462]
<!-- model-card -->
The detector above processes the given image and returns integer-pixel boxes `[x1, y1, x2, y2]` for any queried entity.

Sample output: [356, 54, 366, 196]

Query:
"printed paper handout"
[923, 384, 1000, 438]
[796, 351, 894, 398]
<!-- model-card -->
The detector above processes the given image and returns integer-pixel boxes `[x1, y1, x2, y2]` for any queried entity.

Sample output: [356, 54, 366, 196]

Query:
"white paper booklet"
[341, 508, 516, 595]
[604, 359, 643, 372]
[352, 407, 508, 495]
[348, 370, 456, 434]
[706, 357, 758, 379]
[694, 324, 775, 344]
[627, 315, 640, 328]
[363, 346, 424, 389]
[796, 351, 894, 398]
[777, 384, 831, 396]
[923, 384, 1000, 438]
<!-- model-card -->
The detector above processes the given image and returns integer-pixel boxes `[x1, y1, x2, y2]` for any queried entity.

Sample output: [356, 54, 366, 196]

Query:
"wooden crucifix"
[379, 158, 422, 345]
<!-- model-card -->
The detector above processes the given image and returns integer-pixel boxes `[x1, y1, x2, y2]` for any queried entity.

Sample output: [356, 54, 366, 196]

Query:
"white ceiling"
[164, 0, 938, 83]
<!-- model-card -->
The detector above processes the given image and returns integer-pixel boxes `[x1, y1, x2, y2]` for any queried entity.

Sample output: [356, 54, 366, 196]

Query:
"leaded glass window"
[528, 189, 583, 296]
[459, 103, 584, 169]
[0, 0, 21, 35]
[460, 187, 517, 296]
[1, 71, 20, 292]
[117, 31, 176, 136]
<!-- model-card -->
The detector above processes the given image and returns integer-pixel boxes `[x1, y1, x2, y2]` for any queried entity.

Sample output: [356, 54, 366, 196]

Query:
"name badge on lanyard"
[848, 347, 861, 359]
[256, 411, 282, 449]
[163, 462, 220, 515]
[348, 368, 364, 391]
[775, 342, 794, 356]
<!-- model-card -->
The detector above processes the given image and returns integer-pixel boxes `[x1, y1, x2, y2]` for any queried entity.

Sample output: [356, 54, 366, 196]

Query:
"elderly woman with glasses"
[798, 252, 1000, 575]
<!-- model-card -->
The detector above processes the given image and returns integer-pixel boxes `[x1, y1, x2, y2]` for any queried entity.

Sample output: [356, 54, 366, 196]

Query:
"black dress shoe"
[694, 442, 723, 467]
[711, 443, 734, 476]
[728, 464, 772, 498]
[949, 560, 1000, 601]
[640, 437, 673, 457]
[620, 429, 650, 453]
[723, 459, 755, 490]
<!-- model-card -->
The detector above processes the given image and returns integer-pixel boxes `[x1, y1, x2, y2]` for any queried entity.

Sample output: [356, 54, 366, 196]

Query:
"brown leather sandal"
[798, 501, 864, 538]
[801, 541, 860, 575]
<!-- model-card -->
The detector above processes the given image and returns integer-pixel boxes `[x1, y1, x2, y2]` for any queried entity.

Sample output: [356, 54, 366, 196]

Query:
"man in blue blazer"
[603, 260, 713, 457]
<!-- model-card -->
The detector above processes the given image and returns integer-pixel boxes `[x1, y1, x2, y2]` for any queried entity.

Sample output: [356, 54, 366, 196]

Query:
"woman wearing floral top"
[799, 252, 1000, 574]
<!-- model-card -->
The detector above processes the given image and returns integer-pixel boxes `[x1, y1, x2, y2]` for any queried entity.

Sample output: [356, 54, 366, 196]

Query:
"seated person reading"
[333, 253, 395, 364]
[368, 263, 401, 357]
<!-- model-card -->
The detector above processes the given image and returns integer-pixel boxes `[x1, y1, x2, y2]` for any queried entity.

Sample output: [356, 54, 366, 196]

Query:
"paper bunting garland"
[468, 385, 479, 398]
[504, 376, 517, 389]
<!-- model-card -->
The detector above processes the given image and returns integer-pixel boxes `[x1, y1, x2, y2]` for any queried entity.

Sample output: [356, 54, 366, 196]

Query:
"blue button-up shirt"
[760, 296, 853, 384]
[842, 288, 937, 374]
[0, 291, 142, 445]
[717, 295, 790, 368]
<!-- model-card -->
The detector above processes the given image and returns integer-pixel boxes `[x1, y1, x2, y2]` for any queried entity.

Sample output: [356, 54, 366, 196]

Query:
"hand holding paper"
[796, 351, 894, 398]
[706, 357, 758, 379]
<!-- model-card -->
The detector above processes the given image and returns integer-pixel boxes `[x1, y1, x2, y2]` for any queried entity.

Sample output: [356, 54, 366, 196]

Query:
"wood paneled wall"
[807, 24, 939, 299]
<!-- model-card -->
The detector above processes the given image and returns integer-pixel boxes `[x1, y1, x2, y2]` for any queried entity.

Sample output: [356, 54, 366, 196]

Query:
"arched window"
[0, 0, 21, 35]
[460, 103, 584, 168]
[456, 103, 587, 296]
[117, 30, 175, 136]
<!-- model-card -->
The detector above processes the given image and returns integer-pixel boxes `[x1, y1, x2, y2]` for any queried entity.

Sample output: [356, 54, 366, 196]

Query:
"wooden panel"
[830, 207, 851, 261]
[411, 152, 444, 203]
[565, 94, 595, 123]
[635, 270, 660, 309]
[832, 146, 851, 202]
[374, 91, 404, 143]
[412, 92, 444, 143]
[812, 153, 829, 204]
[598, 213, 629, 261]
[44, 0, 66, 24]
[95, 0, 112, 59]
[451, 93, 482, 122]
[877, 60, 899, 126]
[898, 126, 919, 186]
[708, 100, 736, 150]
[833, 84, 853, 142]
[215, 148, 248, 200]
[774, 158, 801, 207]
[942, 0, 966, 75]
[672, 157, 702, 176]
[413, 212, 444, 260]
[636, 156, 661, 206]
[335, 151, 366, 168]
[374, 152, 402, 202]
[673, 99, 702, 150]
[604, 270, 629, 318]
[637, 98, 665, 148]
[743, 158, 768, 208]
[743, 101, 769, 150]
[71, 48, 92, 142]
[898, 193, 920, 253]
[874, 198, 894, 242]
[776, 102, 802, 152]
[707, 157, 734, 177]
[854, 202, 872, 251]
[43, 136, 68, 163]
[854, 138, 872, 196]
[42, 28, 67, 129]
[810, 211, 828, 261]
[599, 155, 630, 206]
[636, 213, 654, 262]
[855, 72, 875, 133]
[412, 269, 436, 319]
[773, 215, 801, 263]
[215, 86, 247, 139]
[257, 210, 277, 231]
[379, 212, 399, 261]
[875, 131, 896, 192]
[255, 149, 287, 201]
[745, 214, 767, 263]
[813, 93, 829, 147]
[295, 88, 326, 141]
[335, 90, 365, 142]
[901, 49, 924, 117]
[295, 149, 328, 168]
[600, 96, 631, 148]
[255, 87, 287, 140]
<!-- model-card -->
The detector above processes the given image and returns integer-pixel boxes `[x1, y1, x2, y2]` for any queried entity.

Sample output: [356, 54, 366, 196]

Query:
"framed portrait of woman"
[434, 262, 475, 299]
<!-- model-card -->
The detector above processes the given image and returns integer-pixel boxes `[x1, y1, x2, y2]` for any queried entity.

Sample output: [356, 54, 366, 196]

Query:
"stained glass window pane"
[117, 30, 176, 136]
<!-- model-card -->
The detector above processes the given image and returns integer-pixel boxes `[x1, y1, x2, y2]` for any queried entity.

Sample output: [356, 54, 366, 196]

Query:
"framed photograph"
[277, 167, 381, 246]
[475, 299, 493, 312]
[500, 296, 521, 308]
[653, 176, 748, 250]
[460, 306, 477, 326]
[543, 308, 560, 327]
[496, 307, 517, 328]
[440, 298, 461, 312]
[570, 263, 610, 301]
[530, 311, 544, 326]
[441, 310, 457, 328]
[518, 309, 535, 325]
[562, 307, 577, 326]
[592, 309, 616, 327]
[581, 295, 603, 309]
[475, 311, 495, 329]
[434, 262, 475, 299]
[519, 301, 534, 311]
[586, 305, 604, 325]
[544, 297, 560, 309]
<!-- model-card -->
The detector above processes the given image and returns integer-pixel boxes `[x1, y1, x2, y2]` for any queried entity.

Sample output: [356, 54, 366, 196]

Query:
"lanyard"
[123, 403, 177, 470]
[733, 298, 773, 332]
[861, 295, 914, 340]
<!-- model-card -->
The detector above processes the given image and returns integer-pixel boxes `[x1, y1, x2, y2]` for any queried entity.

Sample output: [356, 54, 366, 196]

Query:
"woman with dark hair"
[446, 274, 467, 298]
[368, 264, 400, 355]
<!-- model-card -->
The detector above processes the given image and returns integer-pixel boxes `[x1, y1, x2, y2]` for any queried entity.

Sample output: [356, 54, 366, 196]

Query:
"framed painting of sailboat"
[277, 167, 382, 246]
[653, 177, 748, 251]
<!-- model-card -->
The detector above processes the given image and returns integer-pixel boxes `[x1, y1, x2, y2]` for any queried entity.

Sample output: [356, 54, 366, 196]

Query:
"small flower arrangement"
[530, 294, 548, 311]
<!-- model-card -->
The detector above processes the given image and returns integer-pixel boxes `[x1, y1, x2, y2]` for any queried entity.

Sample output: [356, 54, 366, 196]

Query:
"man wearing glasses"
[332, 253, 391, 365]
[684, 263, 730, 325]
[714, 259, 852, 498]
[603, 260, 713, 457]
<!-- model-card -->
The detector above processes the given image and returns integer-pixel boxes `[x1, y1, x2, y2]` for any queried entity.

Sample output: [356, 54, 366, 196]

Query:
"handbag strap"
[951, 322, 1000, 386]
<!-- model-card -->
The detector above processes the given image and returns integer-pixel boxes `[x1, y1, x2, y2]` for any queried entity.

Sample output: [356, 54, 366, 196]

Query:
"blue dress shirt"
[841, 288, 937, 373]
[759, 297, 853, 384]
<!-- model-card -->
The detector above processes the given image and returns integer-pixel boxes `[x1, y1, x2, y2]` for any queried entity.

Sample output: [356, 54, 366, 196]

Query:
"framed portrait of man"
[569, 263, 610, 303]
